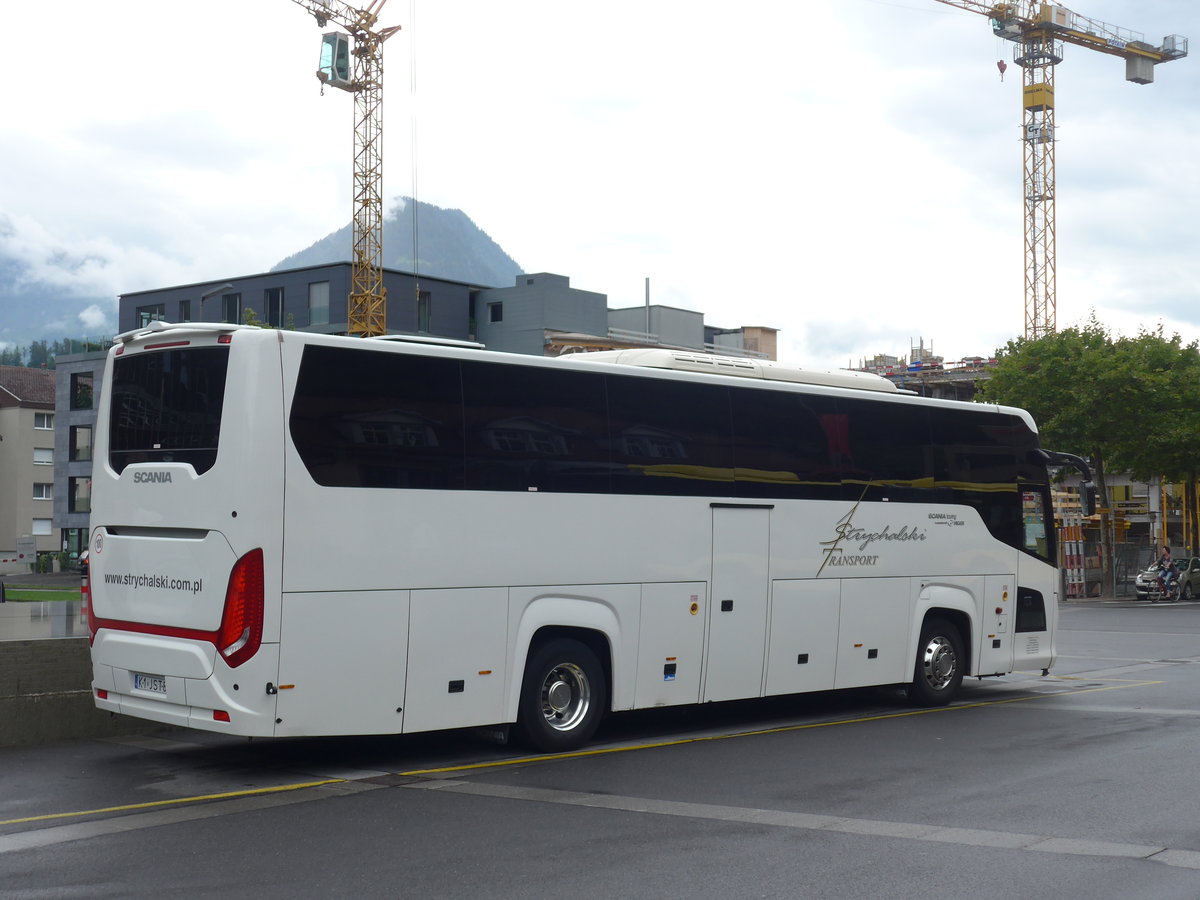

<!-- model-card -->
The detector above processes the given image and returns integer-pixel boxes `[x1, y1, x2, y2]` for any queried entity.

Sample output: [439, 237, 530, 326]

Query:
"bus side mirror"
[1038, 450, 1095, 517]
[1080, 481, 1096, 517]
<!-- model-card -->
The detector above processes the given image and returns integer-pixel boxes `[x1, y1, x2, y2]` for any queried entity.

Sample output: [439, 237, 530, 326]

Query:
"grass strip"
[1, 588, 80, 602]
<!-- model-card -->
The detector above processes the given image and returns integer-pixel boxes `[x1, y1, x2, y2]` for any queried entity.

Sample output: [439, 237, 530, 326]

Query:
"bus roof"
[563, 348, 900, 393]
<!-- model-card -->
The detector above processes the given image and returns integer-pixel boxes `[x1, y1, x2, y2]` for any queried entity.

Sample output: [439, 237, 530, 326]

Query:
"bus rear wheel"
[516, 638, 606, 753]
[909, 618, 964, 706]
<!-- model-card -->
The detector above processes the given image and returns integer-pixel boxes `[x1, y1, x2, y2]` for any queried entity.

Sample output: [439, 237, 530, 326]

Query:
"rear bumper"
[92, 634, 279, 736]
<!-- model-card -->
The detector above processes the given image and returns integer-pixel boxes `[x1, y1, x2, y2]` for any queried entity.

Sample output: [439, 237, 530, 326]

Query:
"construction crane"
[933, 2, 1187, 340]
[290, 0, 401, 337]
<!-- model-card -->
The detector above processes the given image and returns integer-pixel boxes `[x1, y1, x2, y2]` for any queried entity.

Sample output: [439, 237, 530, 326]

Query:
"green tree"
[980, 318, 1200, 573]
[27, 340, 50, 368]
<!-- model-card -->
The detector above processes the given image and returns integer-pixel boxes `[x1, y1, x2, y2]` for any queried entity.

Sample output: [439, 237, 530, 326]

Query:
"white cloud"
[78, 304, 111, 333]
[2, 0, 1197, 366]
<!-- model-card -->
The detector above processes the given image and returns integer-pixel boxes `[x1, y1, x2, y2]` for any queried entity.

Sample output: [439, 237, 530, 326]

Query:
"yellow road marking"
[0, 778, 345, 828]
[399, 678, 1161, 775]
[1, 678, 1163, 826]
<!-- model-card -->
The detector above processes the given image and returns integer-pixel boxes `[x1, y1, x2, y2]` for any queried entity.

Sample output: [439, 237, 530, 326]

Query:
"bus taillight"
[218, 549, 264, 668]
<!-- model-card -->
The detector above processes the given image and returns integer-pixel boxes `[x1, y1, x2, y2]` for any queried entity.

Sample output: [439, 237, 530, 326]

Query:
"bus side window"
[729, 387, 844, 501]
[460, 361, 610, 494]
[839, 396, 932, 503]
[606, 374, 733, 496]
[290, 346, 466, 489]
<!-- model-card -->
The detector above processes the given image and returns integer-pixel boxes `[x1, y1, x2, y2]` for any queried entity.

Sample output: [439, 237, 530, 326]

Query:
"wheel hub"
[922, 636, 957, 690]
[546, 679, 572, 715]
[539, 663, 591, 732]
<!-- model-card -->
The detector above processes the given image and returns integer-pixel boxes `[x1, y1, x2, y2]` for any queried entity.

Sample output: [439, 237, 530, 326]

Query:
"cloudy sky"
[3, 0, 1197, 367]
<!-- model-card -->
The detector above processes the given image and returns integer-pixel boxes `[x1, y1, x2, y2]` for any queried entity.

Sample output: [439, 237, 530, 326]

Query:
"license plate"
[133, 672, 167, 694]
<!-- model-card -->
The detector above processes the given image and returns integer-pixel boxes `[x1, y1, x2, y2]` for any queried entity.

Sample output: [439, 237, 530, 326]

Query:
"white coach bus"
[86, 322, 1090, 752]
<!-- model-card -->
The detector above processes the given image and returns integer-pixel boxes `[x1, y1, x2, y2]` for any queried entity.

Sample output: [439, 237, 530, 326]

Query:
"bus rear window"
[109, 347, 229, 475]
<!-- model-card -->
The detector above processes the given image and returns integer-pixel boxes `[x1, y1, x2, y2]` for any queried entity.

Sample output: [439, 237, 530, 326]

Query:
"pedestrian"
[1157, 545, 1179, 597]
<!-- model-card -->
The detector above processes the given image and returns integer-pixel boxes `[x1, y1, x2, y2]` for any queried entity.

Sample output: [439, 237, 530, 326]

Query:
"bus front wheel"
[516, 638, 606, 752]
[909, 618, 964, 706]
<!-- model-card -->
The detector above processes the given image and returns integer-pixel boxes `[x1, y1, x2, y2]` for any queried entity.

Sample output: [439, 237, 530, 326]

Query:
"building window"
[222, 293, 242, 324]
[62, 527, 88, 560]
[70, 425, 93, 462]
[265, 287, 284, 327]
[309, 282, 330, 325]
[70, 372, 94, 410]
[32, 519, 52, 536]
[417, 291, 432, 332]
[69, 477, 92, 514]
[137, 304, 166, 327]
[34, 448, 53, 465]
[488, 302, 503, 323]
[34, 412, 53, 430]
[179, 299, 192, 322]
[33, 483, 53, 500]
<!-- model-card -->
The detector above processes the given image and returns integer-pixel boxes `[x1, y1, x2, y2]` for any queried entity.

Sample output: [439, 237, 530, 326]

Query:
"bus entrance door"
[703, 506, 770, 703]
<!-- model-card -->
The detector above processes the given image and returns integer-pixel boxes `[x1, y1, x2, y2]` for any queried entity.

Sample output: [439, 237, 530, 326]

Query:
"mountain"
[0, 199, 521, 351]
[272, 197, 523, 287]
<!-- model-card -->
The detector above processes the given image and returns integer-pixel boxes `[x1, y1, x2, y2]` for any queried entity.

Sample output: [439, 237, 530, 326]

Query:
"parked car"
[1134, 556, 1200, 601]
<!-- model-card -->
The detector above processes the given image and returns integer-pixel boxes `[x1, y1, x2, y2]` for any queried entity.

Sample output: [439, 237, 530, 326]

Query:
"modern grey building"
[478, 274, 777, 360]
[473, 273, 608, 355]
[119, 263, 480, 339]
[119, 264, 778, 359]
[53, 349, 108, 563]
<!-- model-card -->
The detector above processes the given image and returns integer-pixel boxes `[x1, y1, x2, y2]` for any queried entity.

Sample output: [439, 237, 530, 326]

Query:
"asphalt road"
[4, 599, 1200, 899]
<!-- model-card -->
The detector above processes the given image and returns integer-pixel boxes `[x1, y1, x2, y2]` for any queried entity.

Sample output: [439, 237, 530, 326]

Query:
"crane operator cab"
[317, 32, 352, 91]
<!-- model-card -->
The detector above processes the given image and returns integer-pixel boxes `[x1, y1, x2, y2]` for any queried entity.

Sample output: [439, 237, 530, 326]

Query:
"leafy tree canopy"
[979, 316, 1200, 489]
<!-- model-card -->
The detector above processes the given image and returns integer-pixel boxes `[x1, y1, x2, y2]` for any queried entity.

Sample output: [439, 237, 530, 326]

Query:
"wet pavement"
[0, 573, 86, 641]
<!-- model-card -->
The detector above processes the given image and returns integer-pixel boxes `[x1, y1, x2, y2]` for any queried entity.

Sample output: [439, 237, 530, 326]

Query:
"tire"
[909, 618, 964, 707]
[516, 638, 606, 753]
[1182, 581, 1192, 602]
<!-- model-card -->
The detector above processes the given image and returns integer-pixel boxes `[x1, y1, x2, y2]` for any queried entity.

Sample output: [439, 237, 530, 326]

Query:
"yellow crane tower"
[933, 2, 1187, 340]
[290, 0, 401, 337]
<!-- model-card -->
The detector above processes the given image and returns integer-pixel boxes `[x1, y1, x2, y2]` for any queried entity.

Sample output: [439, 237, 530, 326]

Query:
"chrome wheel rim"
[921, 635, 958, 691]
[539, 662, 591, 732]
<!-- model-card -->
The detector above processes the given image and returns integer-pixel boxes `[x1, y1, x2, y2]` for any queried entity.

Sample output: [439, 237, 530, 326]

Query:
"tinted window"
[290, 345, 465, 489]
[840, 396, 933, 503]
[1015, 588, 1047, 632]
[928, 408, 1040, 551]
[730, 387, 846, 500]
[607, 374, 733, 495]
[109, 347, 228, 474]
[930, 409, 1041, 485]
[285, 343, 1054, 556]
[461, 360, 609, 493]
